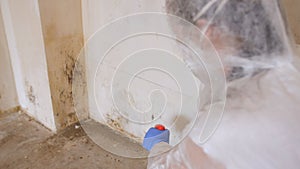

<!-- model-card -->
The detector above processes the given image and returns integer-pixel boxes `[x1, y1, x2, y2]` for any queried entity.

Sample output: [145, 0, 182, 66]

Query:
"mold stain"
[63, 49, 76, 85]
[106, 114, 122, 130]
[25, 82, 37, 105]
[42, 22, 85, 129]
[38, 1, 87, 130]
[105, 113, 140, 142]
[107, 117, 122, 129]
[0, 106, 21, 114]
[67, 113, 78, 126]
[28, 86, 36, 104]
[45, 36, 85, 129]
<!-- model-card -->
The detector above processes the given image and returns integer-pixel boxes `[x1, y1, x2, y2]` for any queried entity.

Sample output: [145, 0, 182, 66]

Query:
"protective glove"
[142, 124, 170, 151]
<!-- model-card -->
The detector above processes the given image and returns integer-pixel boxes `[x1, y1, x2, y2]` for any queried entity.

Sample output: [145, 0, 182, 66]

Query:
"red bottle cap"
[155, 124, 166, 131]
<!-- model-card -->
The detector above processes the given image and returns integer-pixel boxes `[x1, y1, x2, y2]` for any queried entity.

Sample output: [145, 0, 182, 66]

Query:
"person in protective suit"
[143, 0, 300, 168]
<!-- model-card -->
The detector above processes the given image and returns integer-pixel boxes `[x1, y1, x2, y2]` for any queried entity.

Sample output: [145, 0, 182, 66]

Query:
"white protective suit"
[148, 0, 300, 168]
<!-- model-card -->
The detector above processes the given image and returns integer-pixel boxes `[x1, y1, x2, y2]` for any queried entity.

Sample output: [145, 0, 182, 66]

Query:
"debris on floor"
[0, 111, 147, 169]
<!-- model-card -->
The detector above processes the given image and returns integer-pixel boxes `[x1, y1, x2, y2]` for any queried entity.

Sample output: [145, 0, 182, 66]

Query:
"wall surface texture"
[39, 0, 87, 129]
[81, 0, 300, 144]
[0, 0, 299, 134]
[81, 0, 200, 144]
[0, 7, 18, 111]
[0, 0, 56, 131]
[282, 0, 300, 44]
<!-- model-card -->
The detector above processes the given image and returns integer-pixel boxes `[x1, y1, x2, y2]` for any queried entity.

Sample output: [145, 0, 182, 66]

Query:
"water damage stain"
[105, 113, 141, 142]
[25, 81, 37, 105]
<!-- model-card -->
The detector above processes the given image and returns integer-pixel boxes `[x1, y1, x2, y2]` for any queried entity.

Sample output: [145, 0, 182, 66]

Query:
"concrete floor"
[0, 111, 148, 169]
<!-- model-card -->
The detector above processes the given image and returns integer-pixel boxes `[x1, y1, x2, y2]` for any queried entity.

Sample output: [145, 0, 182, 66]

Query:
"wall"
[82, 0, 300, 144]
[0, 0, 297, 135]
[282, 0, 300, 44]
[0, 0, 56, 131]
[38, 0, 87, 129]
[0, 7, 18, 111]
[81, 0, 199, 144]
[296, 46, 300, 57]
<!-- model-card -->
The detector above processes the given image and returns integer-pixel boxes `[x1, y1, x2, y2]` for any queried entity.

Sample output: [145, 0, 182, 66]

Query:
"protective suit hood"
[147, 0, 300, 169]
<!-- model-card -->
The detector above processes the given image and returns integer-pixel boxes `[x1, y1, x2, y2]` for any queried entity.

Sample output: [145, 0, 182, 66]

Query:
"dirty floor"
[0, 111, 148, 169]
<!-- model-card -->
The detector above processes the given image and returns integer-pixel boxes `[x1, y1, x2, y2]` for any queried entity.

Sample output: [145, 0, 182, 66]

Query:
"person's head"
[166, 0, 288, 81]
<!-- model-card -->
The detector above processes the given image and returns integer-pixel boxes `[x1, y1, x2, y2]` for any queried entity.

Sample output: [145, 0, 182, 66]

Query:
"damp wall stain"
[282, 0, 300, 44]
[0, 106, 21, 114]
[105, 113, 141, 143]
[25, 81, 37, 105]
[43, 34, 86, 129]
[38, 0, 87, 130]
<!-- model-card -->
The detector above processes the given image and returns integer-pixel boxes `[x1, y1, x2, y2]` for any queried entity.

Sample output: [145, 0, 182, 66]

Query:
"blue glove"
[142, 126, 170, 151]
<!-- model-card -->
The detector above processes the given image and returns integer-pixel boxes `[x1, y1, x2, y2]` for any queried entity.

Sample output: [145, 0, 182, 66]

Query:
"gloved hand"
[142, 124, 170, 151]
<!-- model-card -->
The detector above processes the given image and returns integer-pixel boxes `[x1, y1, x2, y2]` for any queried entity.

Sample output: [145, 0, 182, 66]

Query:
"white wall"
[0, 0, 56, 131]
[0, 7, 18, 111]
[82, 0, 165, 41]
[81, 0, 199, 144]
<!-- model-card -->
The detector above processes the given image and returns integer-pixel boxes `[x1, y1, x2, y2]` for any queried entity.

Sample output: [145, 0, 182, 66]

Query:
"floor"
[0, 111, 148, 169]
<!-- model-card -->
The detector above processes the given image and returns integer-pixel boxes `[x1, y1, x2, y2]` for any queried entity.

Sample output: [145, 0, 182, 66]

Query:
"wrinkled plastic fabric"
[148, 0, 300, 168]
